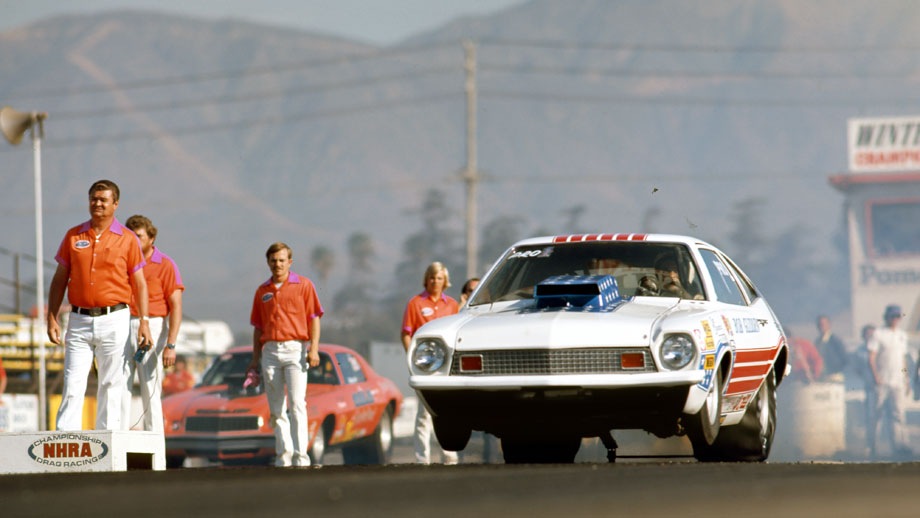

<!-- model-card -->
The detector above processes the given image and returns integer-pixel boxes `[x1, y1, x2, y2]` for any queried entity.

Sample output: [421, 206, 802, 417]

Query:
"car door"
[334, 351, 379, 443]
[697, 248, 783, 413]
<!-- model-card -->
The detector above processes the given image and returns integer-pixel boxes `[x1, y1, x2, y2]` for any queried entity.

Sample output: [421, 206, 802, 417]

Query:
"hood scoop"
[533, 274, 624, 312]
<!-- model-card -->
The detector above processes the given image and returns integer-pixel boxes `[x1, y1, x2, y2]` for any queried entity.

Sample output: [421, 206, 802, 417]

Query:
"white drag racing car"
[408, 233, 788, 463]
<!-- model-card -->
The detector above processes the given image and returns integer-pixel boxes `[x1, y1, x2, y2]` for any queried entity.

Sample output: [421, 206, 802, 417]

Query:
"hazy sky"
[0, 0, 526, 45]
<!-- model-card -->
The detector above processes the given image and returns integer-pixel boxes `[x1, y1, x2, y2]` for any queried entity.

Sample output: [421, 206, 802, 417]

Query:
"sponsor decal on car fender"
[701, 320, 715, 351]
[703, 355, 716, 370]
[698, 316, 732, 391]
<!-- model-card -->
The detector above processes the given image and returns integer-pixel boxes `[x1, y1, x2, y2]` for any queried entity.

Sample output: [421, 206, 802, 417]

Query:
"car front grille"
[449, 348, 656, 376]
[185, 415, 260, 432]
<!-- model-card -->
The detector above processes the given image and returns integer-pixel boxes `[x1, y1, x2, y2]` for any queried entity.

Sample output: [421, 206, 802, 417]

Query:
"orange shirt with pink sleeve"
[129, 247, 184, 317]
[250, 272, 324, 345]
[401, 291, 459, 337]
[54, 218, 145, 308]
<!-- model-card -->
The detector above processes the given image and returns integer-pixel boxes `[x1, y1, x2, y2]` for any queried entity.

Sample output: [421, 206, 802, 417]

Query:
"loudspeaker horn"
[1, 106, 46, 146]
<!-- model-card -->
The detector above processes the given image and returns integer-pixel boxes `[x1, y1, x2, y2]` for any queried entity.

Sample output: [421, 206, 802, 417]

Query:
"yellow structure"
[47, 395, 97, 431]
[0, 313, 64, 372]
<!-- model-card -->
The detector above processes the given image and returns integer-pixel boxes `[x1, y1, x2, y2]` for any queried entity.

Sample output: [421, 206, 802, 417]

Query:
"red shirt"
[162, 370, 195, 396]
[250, 272, 323, 344]
[129, 247, 184, 317]
[790, 337, 824, 382]
[402, 291, 459, 337]
[54, 219, 145, 308]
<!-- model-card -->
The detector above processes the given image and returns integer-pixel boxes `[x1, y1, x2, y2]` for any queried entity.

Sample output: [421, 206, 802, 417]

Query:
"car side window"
[308, 353, 339, 385]
[699, 249, 747, 306]
[336, 352, 367, 384]
[722, 255, 758, 303]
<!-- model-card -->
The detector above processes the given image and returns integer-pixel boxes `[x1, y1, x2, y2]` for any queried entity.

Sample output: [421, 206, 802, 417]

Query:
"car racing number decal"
[340, 399, 378, 443]
[352, 390, 374, 407]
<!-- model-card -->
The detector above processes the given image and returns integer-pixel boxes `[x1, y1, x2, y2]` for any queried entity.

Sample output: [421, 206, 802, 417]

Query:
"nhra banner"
[848, 116, 920, 173]
[0, 430, 166, 474]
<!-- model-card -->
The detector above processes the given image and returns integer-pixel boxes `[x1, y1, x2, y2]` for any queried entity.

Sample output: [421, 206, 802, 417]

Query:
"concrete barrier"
[0, 430, 165, 474]
[774, 381, 847, 460]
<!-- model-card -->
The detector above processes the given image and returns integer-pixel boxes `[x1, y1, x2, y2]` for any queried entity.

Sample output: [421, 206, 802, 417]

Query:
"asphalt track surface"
[4, 461, 920, 518]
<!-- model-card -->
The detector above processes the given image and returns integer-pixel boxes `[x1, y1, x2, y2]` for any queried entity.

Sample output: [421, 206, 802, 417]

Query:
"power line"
[16, 40, 919, 124]
[480, 63, 920, 81]
[6, 86, 911, 153]
[478, 38, 920, 54]
[51, 62, 915, 123]
[6, 43, 458, 101]
[15, 38, 917, 103]
[47, 67, 918, 124]
[480, 89, 920, 107]
[52, 66, 458, 120]
[37, 92, 460, 149]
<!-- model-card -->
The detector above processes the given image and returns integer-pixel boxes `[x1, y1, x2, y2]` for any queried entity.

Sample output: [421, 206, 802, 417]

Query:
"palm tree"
[310, 245, 335, 285]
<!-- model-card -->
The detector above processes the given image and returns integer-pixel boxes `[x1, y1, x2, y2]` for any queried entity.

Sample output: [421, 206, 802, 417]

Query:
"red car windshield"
[200, 351, 340, 386]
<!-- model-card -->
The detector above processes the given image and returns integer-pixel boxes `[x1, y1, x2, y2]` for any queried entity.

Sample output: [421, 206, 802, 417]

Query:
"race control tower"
[830, 116, 920, 337]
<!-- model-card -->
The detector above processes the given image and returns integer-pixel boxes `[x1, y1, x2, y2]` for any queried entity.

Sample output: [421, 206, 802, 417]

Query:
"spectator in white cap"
[867, 304, 914, 460]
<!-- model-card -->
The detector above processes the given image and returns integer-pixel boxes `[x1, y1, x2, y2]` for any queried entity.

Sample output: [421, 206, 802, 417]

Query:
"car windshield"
[200, 350, 340, 386]
[469, 241, 705, 305]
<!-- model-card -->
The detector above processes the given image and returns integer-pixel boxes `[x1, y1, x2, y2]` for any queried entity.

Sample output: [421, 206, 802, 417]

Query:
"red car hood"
[163, 383, 340, 424]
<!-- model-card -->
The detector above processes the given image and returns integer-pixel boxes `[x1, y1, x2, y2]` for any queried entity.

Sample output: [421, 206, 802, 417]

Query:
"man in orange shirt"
[122, 214, 184, 431]
[162, 355, 196, 396]
[248, 242, 323, 467]
[401, 261, 460, 465]
[47, 180, 152, 431]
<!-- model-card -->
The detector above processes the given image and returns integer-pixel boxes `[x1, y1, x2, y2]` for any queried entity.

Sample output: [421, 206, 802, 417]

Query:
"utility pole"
[462, 40, 479, 280]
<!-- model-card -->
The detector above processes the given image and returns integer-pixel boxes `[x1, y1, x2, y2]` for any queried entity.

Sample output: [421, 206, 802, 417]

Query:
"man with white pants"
[249, 242, 323, 467]
[868, 304, 915, 460]
[401, 261, 460, 465]
[122, 214, 184, 432]
[47, 180, 152, 431]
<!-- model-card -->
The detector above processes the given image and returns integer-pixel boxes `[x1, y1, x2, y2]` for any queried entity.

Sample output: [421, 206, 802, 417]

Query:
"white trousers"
[261, 340, 310, 467]
[873, 383, 911, 454]
[56, 309, 131, 431]
[414, 398, 459, 465]
[122, 316, 167, 431]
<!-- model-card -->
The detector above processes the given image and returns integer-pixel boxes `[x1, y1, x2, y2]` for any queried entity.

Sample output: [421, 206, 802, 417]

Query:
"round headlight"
[660, 334, 695, 370]
[413, 339, 447, 372]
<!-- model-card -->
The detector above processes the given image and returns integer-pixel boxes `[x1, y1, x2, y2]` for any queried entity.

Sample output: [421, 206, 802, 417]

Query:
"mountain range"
[2, 0, 919, 339]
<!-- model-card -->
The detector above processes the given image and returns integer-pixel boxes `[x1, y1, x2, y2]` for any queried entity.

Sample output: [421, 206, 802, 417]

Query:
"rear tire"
[701, 369, 777, 462]
[308, 419, 327, 465]
[342, 406, 395, 465]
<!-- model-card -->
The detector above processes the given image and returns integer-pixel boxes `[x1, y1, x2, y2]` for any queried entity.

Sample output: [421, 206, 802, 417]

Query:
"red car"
[163, 343, 403, 467]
